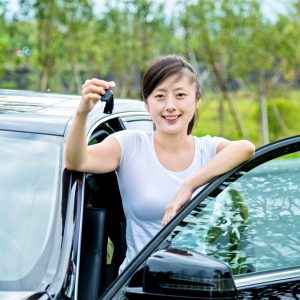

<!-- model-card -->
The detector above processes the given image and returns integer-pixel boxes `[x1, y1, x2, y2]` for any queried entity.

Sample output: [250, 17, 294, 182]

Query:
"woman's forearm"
[185, 140, 255, 192]
[64, 79, 116, 172]
[64, 111, 89, 171]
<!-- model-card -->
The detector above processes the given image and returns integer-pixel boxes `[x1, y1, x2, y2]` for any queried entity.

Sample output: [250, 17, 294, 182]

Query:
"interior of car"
[78, 117, 128, 300]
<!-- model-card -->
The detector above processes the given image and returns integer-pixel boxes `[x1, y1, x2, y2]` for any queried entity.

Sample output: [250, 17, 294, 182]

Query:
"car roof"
[0, 89, 147, 136]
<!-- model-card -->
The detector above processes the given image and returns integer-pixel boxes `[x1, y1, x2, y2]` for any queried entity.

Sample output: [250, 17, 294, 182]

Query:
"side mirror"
[126, 248, 238, 299]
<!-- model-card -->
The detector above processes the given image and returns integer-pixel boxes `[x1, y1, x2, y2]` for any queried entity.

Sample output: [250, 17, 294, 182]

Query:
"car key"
[100, 89, 114, 114]
[101, 89, 114, 102]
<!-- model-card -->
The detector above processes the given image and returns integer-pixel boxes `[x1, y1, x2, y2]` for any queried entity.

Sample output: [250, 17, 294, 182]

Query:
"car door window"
[121, 116, 153, 132]
[171, 151, 300, 276]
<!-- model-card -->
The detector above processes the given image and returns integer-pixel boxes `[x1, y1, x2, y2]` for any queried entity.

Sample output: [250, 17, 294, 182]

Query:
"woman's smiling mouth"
[163, 115, 181, 121]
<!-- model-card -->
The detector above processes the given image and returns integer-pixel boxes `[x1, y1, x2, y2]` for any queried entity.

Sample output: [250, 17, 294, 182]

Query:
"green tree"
[241, 0, 300, 144]
[0, 1, 11, 76]
[19, 0, 93, 92]
[0, 1, 35, 89]
[55, 0, 93, 93]
[95, 0, 177, 98]
[180, 0, 300, 144]
[180, 0, 264, 138]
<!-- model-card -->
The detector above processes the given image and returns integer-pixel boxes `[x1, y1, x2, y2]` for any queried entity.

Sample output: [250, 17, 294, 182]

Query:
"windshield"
[0, 131, 61, 289]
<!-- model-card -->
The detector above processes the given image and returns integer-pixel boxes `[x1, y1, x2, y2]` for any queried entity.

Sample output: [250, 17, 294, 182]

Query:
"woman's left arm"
[161, 140, 255, 226]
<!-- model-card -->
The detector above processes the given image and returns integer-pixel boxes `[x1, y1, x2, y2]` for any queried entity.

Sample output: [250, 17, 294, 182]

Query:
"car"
[0, 88, 299, 300]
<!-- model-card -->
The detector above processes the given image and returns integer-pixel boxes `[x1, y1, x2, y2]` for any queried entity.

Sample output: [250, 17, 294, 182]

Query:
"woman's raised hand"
[78, 78, 116, 115]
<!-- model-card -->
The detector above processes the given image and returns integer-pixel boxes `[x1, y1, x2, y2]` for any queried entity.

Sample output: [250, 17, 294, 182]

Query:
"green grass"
[193, 91, 300, 147]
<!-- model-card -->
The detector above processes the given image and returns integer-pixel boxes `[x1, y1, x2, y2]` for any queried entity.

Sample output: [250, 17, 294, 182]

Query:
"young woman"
[65, 55, 255, 272]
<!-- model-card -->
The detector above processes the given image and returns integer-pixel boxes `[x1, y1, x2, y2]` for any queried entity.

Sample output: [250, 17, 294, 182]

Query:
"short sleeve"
[111, 130, 141, 169]
[197, 135, 226, 158]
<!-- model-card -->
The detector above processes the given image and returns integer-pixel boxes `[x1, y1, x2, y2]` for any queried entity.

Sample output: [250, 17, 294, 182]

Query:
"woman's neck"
[153, 130, 195, 172]
[153, 130, 193, 153]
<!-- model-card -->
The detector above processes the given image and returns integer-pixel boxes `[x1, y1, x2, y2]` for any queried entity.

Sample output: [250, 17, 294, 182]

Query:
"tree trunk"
[203, 41, 248, 139]
[40, 67, 50, 92]
[270, 99, 290, 135]
[258, 70, 269, 145]
[71, 60, 82, 94]
[218, 94, 224, 136]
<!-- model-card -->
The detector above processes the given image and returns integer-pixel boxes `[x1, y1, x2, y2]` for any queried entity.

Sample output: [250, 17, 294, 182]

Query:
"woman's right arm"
[64, 79, 120, 174]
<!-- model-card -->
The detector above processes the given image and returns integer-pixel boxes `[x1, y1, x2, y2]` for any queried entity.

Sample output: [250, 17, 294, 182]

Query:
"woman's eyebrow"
[153, 87, 167, 92]
[154, 86, 186, 92]
[174, 86, 186, 91]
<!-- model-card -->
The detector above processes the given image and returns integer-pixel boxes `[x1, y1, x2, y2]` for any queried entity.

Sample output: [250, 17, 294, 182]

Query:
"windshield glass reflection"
[172, 155, 300, 275]
[0, 133, 61, 283]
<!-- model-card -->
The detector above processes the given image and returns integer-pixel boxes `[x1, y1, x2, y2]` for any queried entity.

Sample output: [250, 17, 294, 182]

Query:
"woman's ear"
[144, 101, 149, 112]
[196, 98, 201, 109]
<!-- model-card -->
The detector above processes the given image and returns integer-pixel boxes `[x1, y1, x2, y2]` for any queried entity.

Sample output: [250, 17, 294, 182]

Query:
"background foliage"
[0, 0, 300, 145]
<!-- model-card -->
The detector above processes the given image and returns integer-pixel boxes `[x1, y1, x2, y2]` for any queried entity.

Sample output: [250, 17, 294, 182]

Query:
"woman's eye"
[155, 94, 164, 100]
[177, 93, 186, 98]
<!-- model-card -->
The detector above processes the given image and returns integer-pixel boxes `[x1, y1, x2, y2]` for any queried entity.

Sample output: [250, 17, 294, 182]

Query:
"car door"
[101, 135, 300, 300]
[170, 136, 300, 299]
[76, 112, 153, 300]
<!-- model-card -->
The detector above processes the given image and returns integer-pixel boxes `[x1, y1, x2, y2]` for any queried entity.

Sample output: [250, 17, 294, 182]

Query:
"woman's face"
[145, 74, 199, 135]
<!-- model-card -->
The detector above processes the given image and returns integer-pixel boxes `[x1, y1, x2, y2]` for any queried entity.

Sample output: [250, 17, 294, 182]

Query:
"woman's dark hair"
[142, 55, 202, 135]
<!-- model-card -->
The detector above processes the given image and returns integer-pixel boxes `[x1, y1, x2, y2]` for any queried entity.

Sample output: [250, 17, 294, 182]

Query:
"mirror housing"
[142, 248, 237, 299]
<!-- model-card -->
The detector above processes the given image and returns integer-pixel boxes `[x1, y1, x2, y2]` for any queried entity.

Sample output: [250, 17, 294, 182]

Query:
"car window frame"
[87, 111, 151, 137]
[101, 135, 300, 300]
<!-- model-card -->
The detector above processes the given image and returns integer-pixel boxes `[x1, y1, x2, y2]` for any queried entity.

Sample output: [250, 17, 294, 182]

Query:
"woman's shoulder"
[194, 134, 224, 142]
[194, 134, 226, 153]
[112, 130, 152, 166]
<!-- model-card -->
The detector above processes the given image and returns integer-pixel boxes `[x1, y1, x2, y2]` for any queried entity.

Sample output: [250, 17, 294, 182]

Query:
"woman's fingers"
[79, 79, 117, 114]
[161, 184, 193, 226]
[82, 78, 116, 90]
[161, 205, 177, 227]
[82, 84, 106, 97]
[82, 78, 109, 89]
[108, 81, 116, 89]
[82, 80, 116, 99]
[82, 93, 101, 103]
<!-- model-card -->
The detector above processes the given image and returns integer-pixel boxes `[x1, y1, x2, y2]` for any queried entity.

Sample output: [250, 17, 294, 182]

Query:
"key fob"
[101, 89, 114, 114]
[101, 89, 113, 102]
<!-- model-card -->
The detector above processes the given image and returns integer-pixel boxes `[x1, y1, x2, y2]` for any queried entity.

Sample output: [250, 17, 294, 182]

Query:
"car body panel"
[0, 89, 147, 136]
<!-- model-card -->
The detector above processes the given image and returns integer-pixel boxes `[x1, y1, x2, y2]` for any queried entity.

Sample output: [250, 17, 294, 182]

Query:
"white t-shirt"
[112, 130, 224, 272]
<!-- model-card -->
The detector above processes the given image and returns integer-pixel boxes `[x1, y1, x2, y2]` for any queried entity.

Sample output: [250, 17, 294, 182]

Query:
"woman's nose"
[165, 96, 176, 111]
